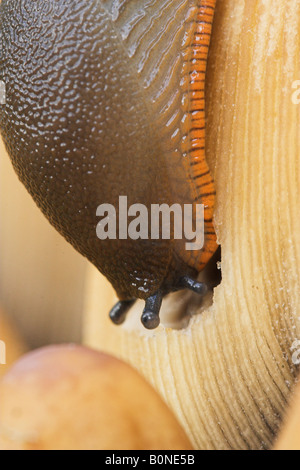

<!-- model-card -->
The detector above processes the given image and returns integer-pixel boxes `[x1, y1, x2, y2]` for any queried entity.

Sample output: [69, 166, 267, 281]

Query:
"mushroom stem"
[83, 0, 300, 450]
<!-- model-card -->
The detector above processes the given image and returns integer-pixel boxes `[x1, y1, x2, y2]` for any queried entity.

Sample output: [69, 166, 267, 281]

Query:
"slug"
[0, 0, 218, 329]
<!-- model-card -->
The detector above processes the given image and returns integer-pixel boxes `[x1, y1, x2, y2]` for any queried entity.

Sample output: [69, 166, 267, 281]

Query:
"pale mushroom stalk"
[83, 0, 300, 450]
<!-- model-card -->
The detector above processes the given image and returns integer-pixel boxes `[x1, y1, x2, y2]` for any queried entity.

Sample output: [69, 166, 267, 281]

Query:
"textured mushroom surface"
[84, 0, 300, 450]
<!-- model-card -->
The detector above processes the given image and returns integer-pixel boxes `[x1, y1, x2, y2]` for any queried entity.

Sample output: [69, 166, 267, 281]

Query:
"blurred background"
[0, 136, 89, 348]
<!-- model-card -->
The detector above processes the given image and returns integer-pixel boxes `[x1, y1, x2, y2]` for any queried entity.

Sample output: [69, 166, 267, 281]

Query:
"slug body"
[0, 0, 218, 328]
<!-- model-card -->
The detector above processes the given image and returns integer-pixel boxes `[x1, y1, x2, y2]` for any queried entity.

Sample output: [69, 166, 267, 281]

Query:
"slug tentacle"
[109, 299, 137, 325]
[141, 290, 163, 330]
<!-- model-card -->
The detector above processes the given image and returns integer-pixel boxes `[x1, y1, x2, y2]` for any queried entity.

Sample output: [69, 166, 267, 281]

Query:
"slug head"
[0, 0, 182, 300]
[0, 0, 218, 328]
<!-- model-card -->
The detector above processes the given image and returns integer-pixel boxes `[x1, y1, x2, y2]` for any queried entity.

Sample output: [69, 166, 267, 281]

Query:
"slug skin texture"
[0, 0, 217, 307]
